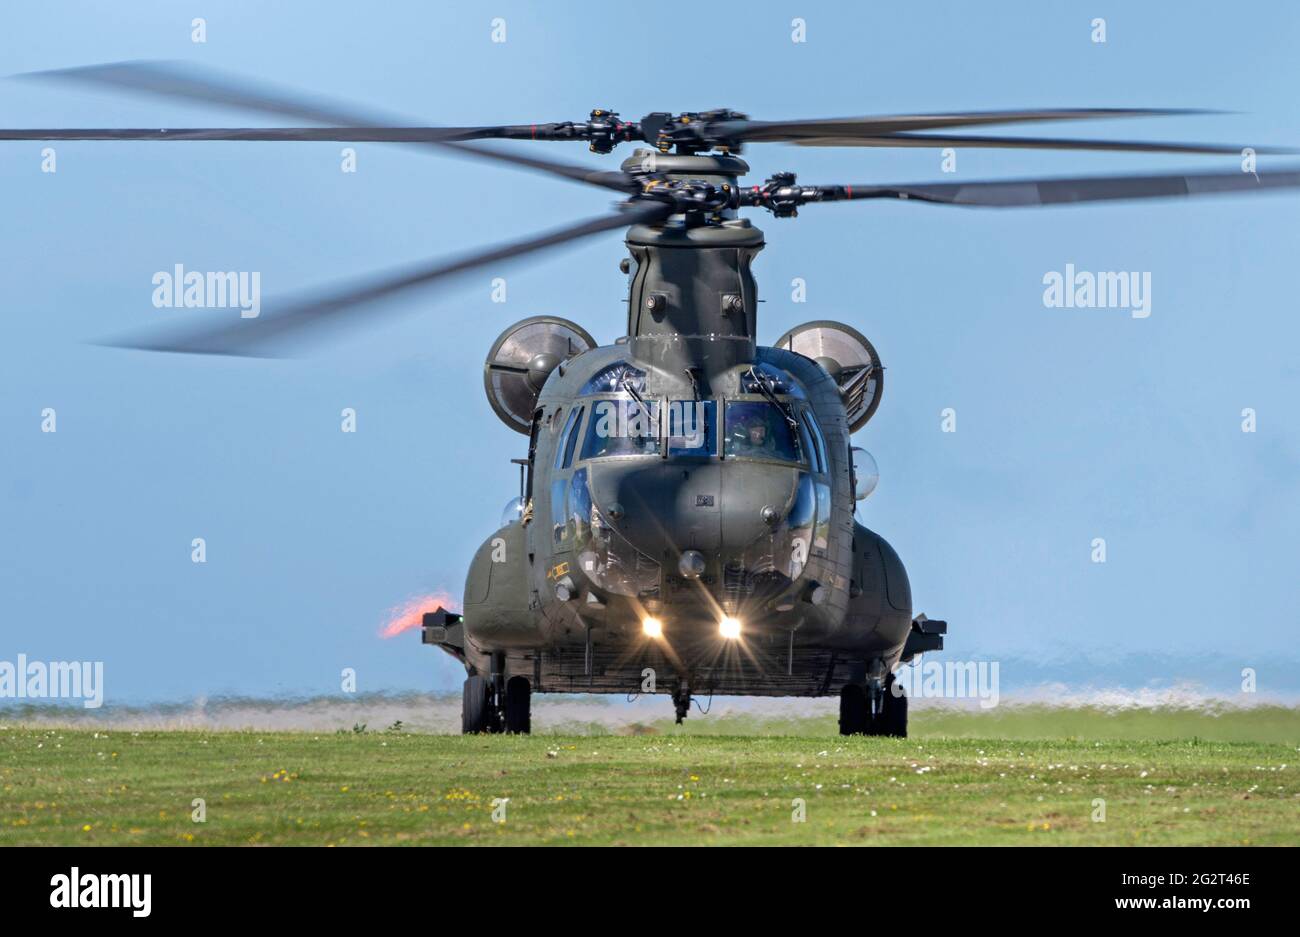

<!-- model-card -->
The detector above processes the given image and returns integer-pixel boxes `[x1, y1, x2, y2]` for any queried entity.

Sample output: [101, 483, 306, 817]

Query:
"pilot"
[733, 414, 777, 456]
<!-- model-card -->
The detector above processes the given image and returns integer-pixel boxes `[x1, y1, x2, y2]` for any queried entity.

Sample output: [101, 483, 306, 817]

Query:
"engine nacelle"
[774, 320, 883, 432]
[484, 316, 596, 434]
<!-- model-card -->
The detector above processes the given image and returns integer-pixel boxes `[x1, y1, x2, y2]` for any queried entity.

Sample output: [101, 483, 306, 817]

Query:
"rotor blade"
[0, 126, 569, 142]
[787, 167, 1300, 209]
[789, 131, 1289, 156]
[709, 107, 1216, 142]
[18, 59, 388, 124]
[97, 201, 670, 358]
[14, 61, 637, 192]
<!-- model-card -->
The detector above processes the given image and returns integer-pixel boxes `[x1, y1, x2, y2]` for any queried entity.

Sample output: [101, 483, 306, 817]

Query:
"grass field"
[3, 707, 1297, 845]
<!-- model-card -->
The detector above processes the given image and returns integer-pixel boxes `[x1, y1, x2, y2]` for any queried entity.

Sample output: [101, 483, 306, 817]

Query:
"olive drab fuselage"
[448, 153, 916, 698]
[21, 62, 1278, 718]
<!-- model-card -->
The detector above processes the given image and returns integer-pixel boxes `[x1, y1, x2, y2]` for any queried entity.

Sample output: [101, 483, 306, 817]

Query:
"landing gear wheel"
[461, 675, 496, 735]
[504, 675, 531, 734]
[879, 673, 908, 738]
[839, 683, 869, 735]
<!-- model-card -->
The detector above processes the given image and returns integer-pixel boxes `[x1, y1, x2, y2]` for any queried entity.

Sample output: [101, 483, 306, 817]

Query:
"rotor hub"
[639, 109, 750, 154]
[621, 150, 751, 226]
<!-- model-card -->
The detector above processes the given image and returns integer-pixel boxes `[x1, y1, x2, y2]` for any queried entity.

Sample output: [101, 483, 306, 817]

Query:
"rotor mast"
[620, 151, 764, 381]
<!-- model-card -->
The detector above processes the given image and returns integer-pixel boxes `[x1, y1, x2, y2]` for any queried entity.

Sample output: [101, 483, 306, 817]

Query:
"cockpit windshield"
[667, 400, 716, 457]
[724, 401, 801, 463]
[580, 398, 661, 459]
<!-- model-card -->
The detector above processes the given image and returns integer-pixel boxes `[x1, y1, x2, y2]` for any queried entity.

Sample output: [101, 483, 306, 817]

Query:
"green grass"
[2, 714, 1297, 845]
[630, 704, 1300, 744]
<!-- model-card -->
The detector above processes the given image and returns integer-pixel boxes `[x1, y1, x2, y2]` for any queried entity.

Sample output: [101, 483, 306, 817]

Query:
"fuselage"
[453, 160, 915, 697]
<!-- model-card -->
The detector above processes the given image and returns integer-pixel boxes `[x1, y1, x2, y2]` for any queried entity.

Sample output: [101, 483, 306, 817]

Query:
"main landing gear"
[672, 682, 692, 725]
[839, 671, 907, 737]
[462, 666, 532, 735]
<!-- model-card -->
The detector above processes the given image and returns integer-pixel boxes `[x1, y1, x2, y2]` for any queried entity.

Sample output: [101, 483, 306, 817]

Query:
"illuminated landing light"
[719, 616, 743, 640]
[642, 617, 664, 639]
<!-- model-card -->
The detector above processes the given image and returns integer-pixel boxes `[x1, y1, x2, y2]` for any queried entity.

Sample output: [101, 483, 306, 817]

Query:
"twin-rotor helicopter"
[9, 61, 1298, 734]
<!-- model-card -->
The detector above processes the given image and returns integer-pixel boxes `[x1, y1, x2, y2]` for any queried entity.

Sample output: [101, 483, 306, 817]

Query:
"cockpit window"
[580, 362, 647, 395]
[667, 400, 716, 457]
[740, 363, 806, 398]
[800, 410, 827, 474]
[797, 415, 818, 474]
[561, 406, 584, 468]
[724, 401, 801, 463]
[554, 406, 584, 470]
[580, 398, 661, 459]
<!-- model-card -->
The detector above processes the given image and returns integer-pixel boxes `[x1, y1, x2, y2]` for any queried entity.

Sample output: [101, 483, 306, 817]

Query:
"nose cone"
[586, 461, 799, 560]
[717, 463, 800, 549]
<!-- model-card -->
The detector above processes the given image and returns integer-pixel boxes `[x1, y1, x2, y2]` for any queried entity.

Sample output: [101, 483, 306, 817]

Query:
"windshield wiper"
[748, 366, 799, 429]
[684, 367, 701, 401]
[621, 375, 655, 433]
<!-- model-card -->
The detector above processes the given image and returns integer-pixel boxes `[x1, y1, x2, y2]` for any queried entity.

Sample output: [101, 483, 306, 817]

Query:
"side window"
[550, 479, 568, 545]
[561, 406, 584, 468]
[554, 406, 583, 470]
[800, 411, 826, 474]
[804, 410, 828, 474]
[797, 415, 817, 473]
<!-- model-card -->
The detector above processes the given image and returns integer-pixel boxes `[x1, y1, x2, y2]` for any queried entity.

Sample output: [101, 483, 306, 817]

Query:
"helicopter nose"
[716, 464, 801, 551]
[586, 460, 799, 561]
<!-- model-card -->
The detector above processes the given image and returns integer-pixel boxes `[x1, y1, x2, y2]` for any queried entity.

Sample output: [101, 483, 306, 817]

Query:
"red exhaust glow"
[379, 590, 460, 639]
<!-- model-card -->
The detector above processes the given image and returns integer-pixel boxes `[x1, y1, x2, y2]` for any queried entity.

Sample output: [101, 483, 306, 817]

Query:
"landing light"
[719, 616, 743, 640]
[642, 617, 664, 639]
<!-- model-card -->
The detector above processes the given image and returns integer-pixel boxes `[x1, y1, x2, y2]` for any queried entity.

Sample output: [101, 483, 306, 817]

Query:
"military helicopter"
[10, 62, 1300, 736]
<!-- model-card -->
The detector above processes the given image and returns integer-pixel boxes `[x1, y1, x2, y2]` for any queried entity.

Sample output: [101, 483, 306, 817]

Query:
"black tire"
[839, 683, 869, 735]
[504, 675, 531, 735]
[881, 676, 908, 738]
[462, 675, 494, 734]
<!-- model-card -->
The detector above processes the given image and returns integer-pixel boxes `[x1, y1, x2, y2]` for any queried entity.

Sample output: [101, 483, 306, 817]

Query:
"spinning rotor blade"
[650, 107, 1277, 158]
[8, 68, 1282, 160]
[99, 201, 672, 358]
[0, 126, 582, 143]
[710, 108, 1212, 141]
[789, 131, 1288, 156]
[13, 61, 638, 192]
[692, 107, 1276, 153]
[744, 167, 1300, 213]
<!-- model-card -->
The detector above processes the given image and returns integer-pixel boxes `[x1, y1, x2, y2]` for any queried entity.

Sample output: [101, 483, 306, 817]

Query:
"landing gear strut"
[672, 682, 692, 725]
[504, 675, 531, 734]
[838, 683, 868, 735]
[882, 673, 908, 737]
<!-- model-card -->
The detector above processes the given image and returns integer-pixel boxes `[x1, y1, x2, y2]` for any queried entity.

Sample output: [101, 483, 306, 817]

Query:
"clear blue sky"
[2, 1, 1298, 702]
